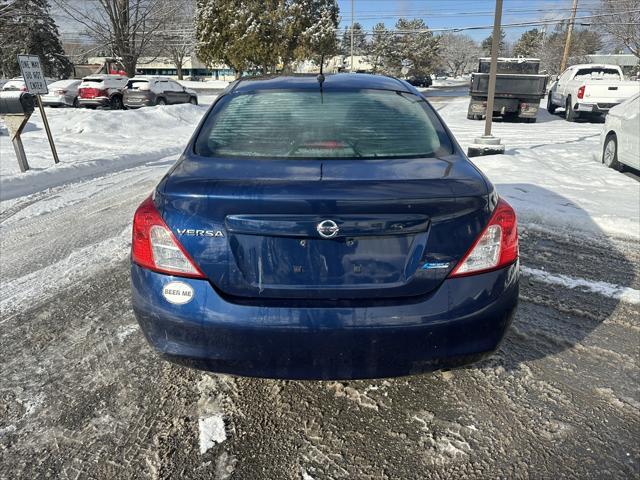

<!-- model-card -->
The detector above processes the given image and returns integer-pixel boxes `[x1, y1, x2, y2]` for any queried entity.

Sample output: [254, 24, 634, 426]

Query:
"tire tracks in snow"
[0, 157, 172, 287]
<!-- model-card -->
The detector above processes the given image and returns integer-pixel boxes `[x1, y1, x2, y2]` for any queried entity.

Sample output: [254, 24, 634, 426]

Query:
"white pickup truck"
[547, 64, 640, 122]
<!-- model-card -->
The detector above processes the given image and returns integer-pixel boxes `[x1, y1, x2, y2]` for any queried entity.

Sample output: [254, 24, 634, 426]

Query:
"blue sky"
[335, 0, 602, 42]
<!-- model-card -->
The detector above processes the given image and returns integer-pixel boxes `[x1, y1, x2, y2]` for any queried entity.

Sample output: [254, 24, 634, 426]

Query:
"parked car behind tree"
[123, 76, 197, 108]
[77, 74, 128, 110]
[41, 79, 82, 108]
[600, 93, 640, 172]
[405, 75, 433, 88]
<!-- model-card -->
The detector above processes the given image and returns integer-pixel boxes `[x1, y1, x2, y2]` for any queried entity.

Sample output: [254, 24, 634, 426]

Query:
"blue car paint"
[131, 74, 519, 379]
[132, 262, 518, 380]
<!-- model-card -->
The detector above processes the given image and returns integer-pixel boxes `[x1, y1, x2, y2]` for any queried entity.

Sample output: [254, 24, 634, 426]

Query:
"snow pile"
[199, 415, 226, 454]
[438, 98, 640, 239]
[0, 103, 208, 200]
[178, 79, 229, 90]
[197, 375, 228, 454]
[521, 266, 640, 305]
[432, 77, 470, 87]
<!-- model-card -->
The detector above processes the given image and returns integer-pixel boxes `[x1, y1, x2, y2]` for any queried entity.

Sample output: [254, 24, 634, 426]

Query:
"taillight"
[131, 196, 205, 278]
[79, 87, 108, 98]
[54, 89, 67, 95]
[20, 85, 27, 92]
[577, 85, 585, 99]
[449, 198, 518, 277]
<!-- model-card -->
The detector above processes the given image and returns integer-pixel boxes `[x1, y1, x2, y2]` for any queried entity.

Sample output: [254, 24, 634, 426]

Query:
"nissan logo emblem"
[317, 219, 339, 239]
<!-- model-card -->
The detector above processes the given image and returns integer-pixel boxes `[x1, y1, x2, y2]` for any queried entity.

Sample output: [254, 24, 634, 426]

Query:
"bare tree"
[439, 33, 480, 77]
[596, 0, 640, 58]
[52, 0, 181, 77]
[156, 0, 195, 79]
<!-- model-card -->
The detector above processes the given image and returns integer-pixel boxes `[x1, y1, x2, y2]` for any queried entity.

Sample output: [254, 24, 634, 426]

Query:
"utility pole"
[559, 0, 579, 72]
[350, 0, 354, 72]
[468, 0, 505, 157]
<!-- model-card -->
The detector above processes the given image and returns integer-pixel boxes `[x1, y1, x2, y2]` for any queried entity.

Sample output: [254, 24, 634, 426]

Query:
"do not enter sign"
[17, 55, 48, 94]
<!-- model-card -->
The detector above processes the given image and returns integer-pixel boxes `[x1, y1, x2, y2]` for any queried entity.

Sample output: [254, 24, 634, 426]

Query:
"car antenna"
[317, 54, 325, 103]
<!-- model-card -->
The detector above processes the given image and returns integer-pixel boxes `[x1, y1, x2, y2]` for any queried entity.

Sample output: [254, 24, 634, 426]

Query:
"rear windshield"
[195, 89, 453, 159]
[574, 68, 621, 80]
[127, 80, 150, 89]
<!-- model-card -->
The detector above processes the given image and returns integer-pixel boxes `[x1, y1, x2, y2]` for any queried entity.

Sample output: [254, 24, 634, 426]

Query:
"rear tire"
[110, 95, 123, 110]
[565, 97, 578, 122]
[156, 97, 166, 106]
[546, 94, 556, 114]
[189, 96, 197, 105]
[602, 134, 623, 171]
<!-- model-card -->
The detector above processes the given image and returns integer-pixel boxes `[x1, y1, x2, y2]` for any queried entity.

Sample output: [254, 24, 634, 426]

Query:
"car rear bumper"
[124, 95, 154, 108]
[131, 262, 519, 379]
[41, 95, 74, 107]
[78, 97, 110, 107]
[469, 98, 539, 116]
[575, 102, 618, 114]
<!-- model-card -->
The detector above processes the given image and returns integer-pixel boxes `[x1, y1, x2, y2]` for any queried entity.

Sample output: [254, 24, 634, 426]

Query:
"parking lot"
[0, 85, 638, 479]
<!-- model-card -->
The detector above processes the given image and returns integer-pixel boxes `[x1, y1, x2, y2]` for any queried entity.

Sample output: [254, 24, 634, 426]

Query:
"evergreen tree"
[0, 0, 72, 79]
[393, 18, 440, 77]
[340, 22, 367, 56]
[481, 29, 506, 56]
[196, 0, 338, 76]
[296, 3, 339, 67]
[366, 23, 392, 73]
[513, 29, 544, 57]
[286, 0, 339, 68]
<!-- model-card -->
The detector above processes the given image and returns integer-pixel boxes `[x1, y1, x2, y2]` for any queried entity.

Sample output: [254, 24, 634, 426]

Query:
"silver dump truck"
[468, 58, 548, 123]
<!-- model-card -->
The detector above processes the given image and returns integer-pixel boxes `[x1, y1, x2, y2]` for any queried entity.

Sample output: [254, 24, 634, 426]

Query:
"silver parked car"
[123, 76, 198, 108]
[40, 79, 82, 107]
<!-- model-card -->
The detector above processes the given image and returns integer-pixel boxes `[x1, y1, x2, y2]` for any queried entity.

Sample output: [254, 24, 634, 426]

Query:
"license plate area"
[229, 232, 427, 288]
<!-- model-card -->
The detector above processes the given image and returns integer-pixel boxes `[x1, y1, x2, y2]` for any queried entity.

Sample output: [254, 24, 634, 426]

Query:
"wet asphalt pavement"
[0, 89, 638, 479]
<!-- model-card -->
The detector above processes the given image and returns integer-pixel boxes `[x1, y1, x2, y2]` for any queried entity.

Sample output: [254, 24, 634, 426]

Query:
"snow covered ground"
[431, 77, 470, 87]
[0, 103, 209, 200]
[436, 98, 640, 240]
[178, 79, 229, 91]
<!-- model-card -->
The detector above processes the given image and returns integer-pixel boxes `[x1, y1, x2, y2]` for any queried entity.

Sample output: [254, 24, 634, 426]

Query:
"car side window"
[559, 69, 572, 84]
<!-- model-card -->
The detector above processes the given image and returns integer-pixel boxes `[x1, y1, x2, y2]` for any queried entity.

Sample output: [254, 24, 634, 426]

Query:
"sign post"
[467, 0, 506, 157]
[17, 54, 59, 164]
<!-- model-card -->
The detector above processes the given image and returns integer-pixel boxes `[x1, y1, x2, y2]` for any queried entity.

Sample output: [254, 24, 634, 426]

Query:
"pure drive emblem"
[317, 219, 339, 239]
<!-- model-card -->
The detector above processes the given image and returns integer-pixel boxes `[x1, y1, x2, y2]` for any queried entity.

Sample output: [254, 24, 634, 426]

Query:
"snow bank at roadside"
[178, 79, 229, 90]
[432, 77, 470, 87]
[437, 98, 640, 239]
[0, 104, 208, 200]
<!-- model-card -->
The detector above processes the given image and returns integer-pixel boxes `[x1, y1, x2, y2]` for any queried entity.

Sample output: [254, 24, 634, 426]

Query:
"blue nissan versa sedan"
[131, 74, 519, 380]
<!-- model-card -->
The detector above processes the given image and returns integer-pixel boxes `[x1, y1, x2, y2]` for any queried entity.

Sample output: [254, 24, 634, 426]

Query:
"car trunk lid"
[158, 156, 490, 300]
